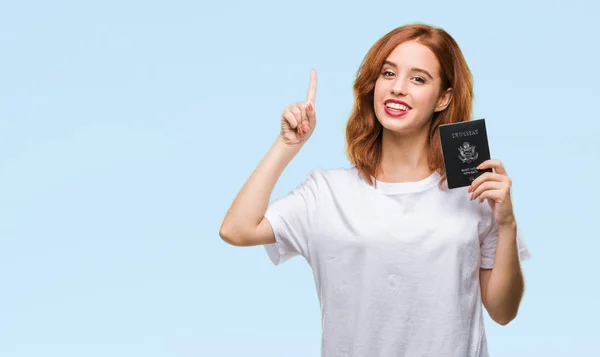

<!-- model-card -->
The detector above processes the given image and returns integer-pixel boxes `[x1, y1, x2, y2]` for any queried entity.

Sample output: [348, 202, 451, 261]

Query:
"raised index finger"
[306, 69, 317, 104]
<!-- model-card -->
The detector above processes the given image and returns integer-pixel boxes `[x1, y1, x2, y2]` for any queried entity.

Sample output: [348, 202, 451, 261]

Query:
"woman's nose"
[391, 78, 407, 96]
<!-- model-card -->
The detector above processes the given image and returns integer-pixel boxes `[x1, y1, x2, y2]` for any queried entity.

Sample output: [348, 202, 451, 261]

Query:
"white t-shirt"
[264, 167, 531, 357]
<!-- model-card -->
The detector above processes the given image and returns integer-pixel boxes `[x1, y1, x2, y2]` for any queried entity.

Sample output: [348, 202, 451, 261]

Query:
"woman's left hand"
[467, 159, 516, 227]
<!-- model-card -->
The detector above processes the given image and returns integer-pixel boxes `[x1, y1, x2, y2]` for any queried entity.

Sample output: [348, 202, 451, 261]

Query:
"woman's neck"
[376, 128, 433, 183]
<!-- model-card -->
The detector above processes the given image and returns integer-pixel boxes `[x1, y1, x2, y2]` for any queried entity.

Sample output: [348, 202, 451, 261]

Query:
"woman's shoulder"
[296, 166, 363, 194]
[306, 166, 361, 183]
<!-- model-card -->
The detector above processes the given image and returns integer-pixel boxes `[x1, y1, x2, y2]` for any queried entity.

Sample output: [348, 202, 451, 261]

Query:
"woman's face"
[373, 41, 452, 137]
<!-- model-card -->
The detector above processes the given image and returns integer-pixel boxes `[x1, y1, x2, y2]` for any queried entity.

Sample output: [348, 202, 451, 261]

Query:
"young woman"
[219, 23, 531, 357]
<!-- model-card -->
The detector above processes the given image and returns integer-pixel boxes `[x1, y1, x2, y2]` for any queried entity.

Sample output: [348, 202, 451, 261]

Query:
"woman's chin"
[379, 120, 430, 138]
[379, 118, 411, 133]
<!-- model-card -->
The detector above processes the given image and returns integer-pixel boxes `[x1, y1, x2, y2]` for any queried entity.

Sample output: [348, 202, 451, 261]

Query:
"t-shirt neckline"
[370, 170, 442, 194]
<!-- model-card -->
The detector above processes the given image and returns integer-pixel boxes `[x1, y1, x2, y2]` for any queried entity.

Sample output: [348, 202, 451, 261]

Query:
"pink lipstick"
[383, 99, 411, 117]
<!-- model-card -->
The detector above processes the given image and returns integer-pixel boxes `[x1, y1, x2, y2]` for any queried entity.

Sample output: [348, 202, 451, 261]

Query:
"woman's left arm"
[468, 159, 526, 326]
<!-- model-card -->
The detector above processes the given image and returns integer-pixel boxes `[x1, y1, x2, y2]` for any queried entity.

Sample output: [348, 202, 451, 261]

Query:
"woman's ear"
[434, 88, 453, 112]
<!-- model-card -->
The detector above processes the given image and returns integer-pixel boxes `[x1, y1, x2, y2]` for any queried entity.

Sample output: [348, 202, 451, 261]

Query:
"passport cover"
[439, 119, 492, 189]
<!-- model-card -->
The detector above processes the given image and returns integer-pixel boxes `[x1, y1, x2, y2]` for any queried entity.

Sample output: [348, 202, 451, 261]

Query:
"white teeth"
[385, 102, 408, 111]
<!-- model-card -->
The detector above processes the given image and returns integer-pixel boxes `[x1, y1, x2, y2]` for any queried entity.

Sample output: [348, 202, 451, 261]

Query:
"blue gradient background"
[1, 1, 598, 356]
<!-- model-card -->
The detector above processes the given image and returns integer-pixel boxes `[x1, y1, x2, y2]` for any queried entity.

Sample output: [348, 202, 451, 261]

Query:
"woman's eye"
[382, 70, 395, 77]
[412, 76, 425, 84]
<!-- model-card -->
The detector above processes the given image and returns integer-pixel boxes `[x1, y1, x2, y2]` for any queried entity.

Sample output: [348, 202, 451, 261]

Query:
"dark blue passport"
[439, 119, 492, 189]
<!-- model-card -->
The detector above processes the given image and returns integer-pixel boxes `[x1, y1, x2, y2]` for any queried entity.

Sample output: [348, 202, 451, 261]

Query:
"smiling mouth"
[385, 102, 410, 111]
[383, 102, 410, 117]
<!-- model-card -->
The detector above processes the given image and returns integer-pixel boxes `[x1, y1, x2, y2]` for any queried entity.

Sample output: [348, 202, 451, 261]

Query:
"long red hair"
[345, 24, 473, 187]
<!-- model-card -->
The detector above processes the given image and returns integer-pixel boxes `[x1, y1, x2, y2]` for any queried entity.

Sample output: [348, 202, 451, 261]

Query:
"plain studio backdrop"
[1, 1, 598, 356]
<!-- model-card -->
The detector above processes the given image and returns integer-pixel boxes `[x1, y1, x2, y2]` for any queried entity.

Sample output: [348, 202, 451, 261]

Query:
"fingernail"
[470, 194, 473, 201]
[307, 103, 313, 111]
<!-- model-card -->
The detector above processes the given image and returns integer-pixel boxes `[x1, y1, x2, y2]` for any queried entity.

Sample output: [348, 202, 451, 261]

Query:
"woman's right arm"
[219, 69, 317, 247]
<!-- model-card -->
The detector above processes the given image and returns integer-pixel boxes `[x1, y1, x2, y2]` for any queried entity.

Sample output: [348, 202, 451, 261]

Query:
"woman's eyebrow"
[383, 60, 434, 79]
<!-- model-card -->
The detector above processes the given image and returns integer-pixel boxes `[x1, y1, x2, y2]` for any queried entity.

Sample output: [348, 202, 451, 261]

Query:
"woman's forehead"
[384, 41, 440, 73]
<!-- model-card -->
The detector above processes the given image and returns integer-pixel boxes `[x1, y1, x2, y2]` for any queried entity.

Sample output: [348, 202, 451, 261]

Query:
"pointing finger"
[306, 69, 317, 104]
[306, 102, 316, 128]
[299, 102, 308, 127]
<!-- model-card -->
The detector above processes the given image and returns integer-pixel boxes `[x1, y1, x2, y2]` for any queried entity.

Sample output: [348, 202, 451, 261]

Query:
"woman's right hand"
[279, 69, 317, 146]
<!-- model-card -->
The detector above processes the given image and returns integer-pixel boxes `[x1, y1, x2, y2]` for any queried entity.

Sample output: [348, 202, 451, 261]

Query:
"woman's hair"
[345, 23, 473, 187]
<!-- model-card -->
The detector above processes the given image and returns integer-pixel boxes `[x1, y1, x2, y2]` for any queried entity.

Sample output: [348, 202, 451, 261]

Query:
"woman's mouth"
[384, 100, 410, 117]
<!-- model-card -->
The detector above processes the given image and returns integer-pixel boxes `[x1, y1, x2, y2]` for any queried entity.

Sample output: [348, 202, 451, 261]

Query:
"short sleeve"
[479, 207, 532, 269]
[263, 170, 320, 266]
